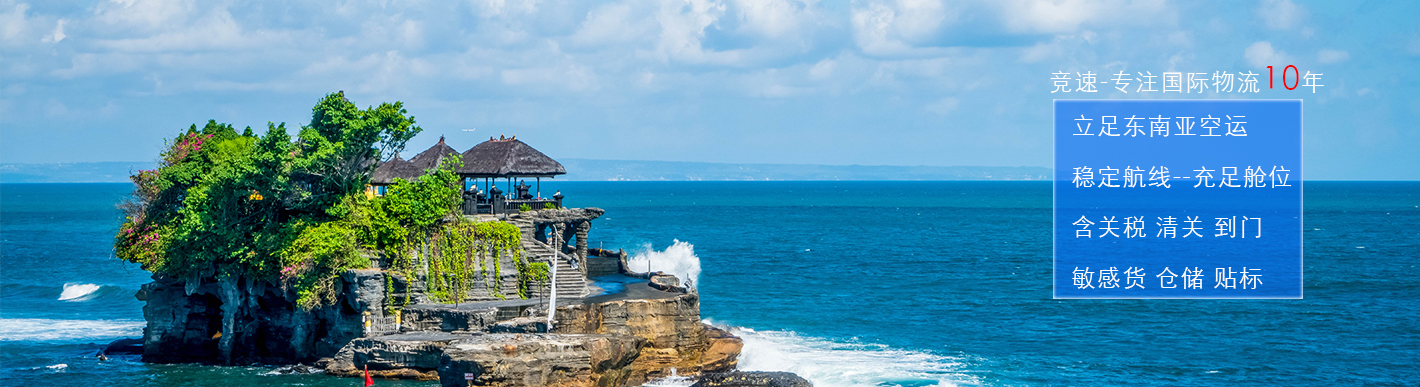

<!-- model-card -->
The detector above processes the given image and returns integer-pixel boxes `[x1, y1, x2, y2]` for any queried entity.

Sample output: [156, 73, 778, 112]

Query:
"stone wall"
[583, 256, 620, 278]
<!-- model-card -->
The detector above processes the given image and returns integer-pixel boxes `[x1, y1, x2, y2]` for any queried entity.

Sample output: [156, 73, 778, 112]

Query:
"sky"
[1, 0, 1417, 179]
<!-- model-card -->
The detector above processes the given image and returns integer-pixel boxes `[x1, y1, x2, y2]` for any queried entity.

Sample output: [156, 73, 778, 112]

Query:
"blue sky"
[1, 0, 1417, 179]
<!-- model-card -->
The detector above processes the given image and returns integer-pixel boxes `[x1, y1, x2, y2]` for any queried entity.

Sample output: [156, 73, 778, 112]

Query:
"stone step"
[512, 223, 586, 299]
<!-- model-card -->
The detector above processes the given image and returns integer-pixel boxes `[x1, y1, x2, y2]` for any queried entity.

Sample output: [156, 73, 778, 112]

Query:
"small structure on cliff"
[370, 136, 568, 215]
[458, 137, 567, 215]
[409, 135, 461, 171]
[368, 155, 421, 196]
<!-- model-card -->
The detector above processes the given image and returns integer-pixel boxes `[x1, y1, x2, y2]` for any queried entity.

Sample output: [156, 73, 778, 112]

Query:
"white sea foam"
[0, 318, 144, 342]
[627, 240, 701, 289]
[730, 326, 981, 387]
[641, 367, 695, 387]
[58, 283, 102, 301]
[45, 364, 68, 371]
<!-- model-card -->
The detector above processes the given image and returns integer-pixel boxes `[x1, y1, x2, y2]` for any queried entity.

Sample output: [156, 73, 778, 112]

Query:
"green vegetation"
[115, 92, 535, 310]
[518, 203, 532, 212]
[543, 202, 556, 209]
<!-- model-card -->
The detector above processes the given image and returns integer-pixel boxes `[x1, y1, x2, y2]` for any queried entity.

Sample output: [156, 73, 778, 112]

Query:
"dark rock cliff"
[136, 269, 384, 364]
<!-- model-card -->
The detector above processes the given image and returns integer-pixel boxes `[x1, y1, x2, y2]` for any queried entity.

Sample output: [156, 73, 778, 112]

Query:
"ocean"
[2, 181, 1416, 386]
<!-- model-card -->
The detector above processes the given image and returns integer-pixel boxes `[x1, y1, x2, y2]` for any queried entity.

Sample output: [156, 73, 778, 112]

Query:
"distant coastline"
[1, 160, 1050, 183]
[0, 162, 154, 183]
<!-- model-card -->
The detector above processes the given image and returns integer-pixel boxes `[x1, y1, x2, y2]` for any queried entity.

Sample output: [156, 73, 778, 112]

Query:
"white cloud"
[849, 0, 953, 57]
[1317, 49, 1349, 64]
[501, 61, 599, 92]
[634, 0, 750, 65]
[1001, 0, 1098, 34]
[1000, 0, 1172, 34]
[51, 53, 144, 78]
[293, 50, 442, 95]
[1018, 41, 1061, 63]
[808, 58, 835, 79]
[1257, 0, 1305, 30]
[1244, 41, 1288, 68]
[850, 2, 904, 55]
[571, 3, 651, 46]
[924, 97, 958, 115]
[1, 2, 57, 48]
[0, 3, 27, 43]
[398, 19, 425, 50]
[41, 18, 64, 43]
[569, 0, 822, 67]
[91, 7, 292, 53]
[730, 0, 813, 40]
[888, 0, 950, 42]
[93, 0, 197, 34]
[470, 0, 540, 18]
[849, 0, 1174, 58]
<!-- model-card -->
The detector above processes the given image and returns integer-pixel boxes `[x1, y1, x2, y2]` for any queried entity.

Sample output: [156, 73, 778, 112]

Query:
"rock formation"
[691, 372, 814, 387]
[129, 208, 793, 386]
[137, 269, 383, 364]
[315, 292, 740, 386]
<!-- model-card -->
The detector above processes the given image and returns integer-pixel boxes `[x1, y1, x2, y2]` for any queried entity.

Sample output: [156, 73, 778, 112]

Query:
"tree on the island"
[115, 92, 426, 308]
[115, 92, 534, 310]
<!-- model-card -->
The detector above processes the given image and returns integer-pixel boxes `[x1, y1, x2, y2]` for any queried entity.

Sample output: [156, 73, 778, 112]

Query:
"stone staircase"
[507, 217, 587, 299]
[521, 237, 587, 299]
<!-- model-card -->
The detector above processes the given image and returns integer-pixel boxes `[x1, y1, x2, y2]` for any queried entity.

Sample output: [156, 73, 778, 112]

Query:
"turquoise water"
[2, 182, 1418, 386]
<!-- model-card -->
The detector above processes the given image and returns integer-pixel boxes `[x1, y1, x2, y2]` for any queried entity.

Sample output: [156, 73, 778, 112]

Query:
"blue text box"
[1054, 100, 1302, 299]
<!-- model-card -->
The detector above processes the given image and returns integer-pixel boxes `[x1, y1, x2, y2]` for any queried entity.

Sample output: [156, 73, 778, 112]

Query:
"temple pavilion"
[367, 135, 567, 215]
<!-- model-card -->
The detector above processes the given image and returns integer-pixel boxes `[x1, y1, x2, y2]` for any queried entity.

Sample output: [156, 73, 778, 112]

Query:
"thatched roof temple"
[408, 136, 460, 172]
[368, 135, 566, 214]
[372, 136, 565, 182]
[456, 137, 566, 178]
[370, 155, 421, 185]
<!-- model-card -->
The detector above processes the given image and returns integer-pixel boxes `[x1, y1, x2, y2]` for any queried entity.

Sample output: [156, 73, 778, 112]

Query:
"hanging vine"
[420, 219, 525, 303]
[357, 155, 546, 305]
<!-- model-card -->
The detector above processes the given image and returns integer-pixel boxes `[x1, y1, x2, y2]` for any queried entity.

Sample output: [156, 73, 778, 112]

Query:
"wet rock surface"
[267, 364, 324, 375]
[437, 333, 645, 387]
[103, 338, 144, 355]
[690, 372, 814, 387]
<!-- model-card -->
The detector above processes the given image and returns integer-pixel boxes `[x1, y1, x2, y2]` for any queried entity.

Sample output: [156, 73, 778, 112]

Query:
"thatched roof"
[371, 155, 422, 185]
[457, 138, 565, 177]
[408, 136, 461, 172]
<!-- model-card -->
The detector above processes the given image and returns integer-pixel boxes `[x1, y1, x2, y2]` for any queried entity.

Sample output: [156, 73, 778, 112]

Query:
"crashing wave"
[627, 240, 701, 289]
[730, 326, 981, 387]
[0, 318, 144, 342]
[57, 283, 103, 301]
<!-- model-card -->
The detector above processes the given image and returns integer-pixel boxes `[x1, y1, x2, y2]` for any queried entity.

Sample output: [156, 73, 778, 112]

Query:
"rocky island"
[138, 208, 741, 386]
[111, 92, 803, 387]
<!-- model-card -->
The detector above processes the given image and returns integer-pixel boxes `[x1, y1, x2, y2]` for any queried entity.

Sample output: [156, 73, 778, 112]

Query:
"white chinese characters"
[1073, 215, 1262, 238]
[1052, 70, 1324, 93]
[1069, 266, 1263, 291]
